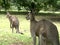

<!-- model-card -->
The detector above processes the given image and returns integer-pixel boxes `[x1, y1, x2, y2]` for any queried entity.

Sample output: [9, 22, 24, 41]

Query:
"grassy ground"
[0, 14, 60, 45]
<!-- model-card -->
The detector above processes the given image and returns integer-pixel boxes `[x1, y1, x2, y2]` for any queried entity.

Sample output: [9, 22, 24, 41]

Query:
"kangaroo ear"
[7, 12, 10, 15]
[6, 12, 11, 16]
[6, 11, 11, 18]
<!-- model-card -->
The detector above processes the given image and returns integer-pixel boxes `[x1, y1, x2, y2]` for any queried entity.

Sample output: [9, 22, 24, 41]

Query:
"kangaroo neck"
[30, 10, 36, 24]
[30, 18, 37, 29]
[30, 13, 35, 20]
[30, 15, 36, 24]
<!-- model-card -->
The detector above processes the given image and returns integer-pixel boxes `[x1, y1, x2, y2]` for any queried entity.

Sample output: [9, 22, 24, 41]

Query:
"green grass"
[0, 14, 60, 45]
[0, 14, 32, 45]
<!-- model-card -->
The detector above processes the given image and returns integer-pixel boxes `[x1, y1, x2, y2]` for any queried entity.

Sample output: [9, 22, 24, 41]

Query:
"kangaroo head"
[26, 12, 32, 20]
[6, 12, 11, 18]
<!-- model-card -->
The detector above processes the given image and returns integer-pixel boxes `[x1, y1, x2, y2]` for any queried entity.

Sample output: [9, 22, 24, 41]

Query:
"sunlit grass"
[0, 14, 32, 45]
[0, 14, 60, 45]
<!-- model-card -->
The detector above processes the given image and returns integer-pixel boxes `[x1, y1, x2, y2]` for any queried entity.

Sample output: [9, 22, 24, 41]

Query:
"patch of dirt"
[10, 42, 24, 45]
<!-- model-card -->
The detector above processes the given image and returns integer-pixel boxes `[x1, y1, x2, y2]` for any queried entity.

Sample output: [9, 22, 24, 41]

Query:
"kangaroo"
[6, 12, 23, 34]
[26, 12, 59, 45]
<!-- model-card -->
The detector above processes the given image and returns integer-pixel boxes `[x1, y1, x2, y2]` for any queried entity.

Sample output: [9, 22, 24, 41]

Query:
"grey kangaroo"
[26, 12, 59, 45]
[6, 12, 23, 34]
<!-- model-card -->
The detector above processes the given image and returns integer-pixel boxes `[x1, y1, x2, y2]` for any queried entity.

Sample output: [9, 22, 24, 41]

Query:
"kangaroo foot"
[16, 32, 24, 34]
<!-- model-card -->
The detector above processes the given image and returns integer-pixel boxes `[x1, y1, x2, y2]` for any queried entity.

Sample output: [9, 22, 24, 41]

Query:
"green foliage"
[57, 1, 60, 6]
[55, 0, 60, 10]
[0, 0, 59, 11]
[0, 0, 2, 6]
[1, 0, 10, 11]
[12, 0, 58, 12]
[0, 0, 3, 10]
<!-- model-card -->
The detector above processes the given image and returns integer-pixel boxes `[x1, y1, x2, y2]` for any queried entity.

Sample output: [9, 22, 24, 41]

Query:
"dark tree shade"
[1, 0, 10, 11]
[0, 0, 59, 11]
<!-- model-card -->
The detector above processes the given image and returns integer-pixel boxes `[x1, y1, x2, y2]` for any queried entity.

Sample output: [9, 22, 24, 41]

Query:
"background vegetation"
[0, 14, 60, 45]
[0, 0, 60, 45]
[0, 0, 60, 11]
